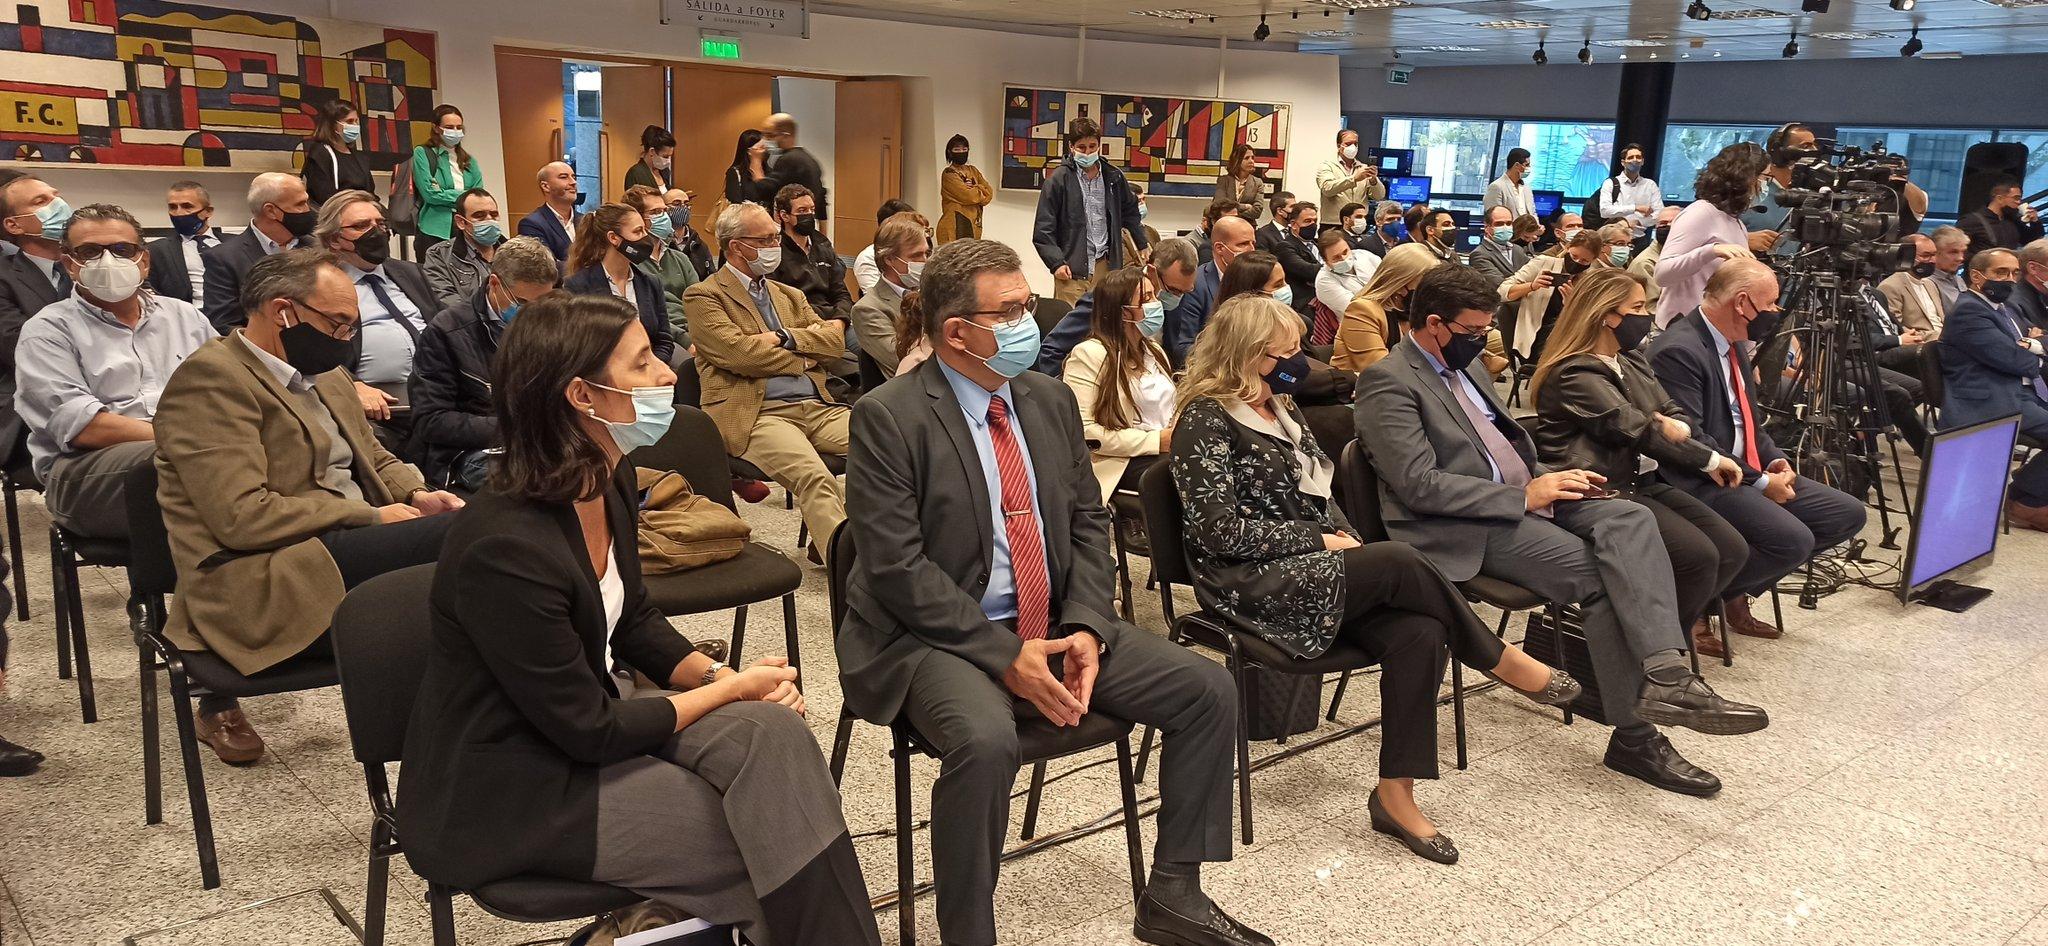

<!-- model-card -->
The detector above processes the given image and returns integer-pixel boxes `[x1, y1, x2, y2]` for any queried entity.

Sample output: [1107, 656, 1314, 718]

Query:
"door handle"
[550, 127, 563, 161]
[880, 142, 892, 193]
[599, 128, 610, 188]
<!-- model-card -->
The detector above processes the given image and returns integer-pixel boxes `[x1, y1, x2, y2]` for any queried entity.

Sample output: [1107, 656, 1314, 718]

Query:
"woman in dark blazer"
[398, 292, 879, 945]
[301, 98, 374, 207]
[1529, 267, 1749, 657]
[724, 129, 776, 207]
[563, 202, 676, 364]
[1171, 295, 1579, 866]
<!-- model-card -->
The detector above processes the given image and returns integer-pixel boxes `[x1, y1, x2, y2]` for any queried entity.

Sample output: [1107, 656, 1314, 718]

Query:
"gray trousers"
[1473, 498, 1684, 734]
[44, 441, 156, 538]
[593, 691, 880, 946]
[902, 628, 1236, 946]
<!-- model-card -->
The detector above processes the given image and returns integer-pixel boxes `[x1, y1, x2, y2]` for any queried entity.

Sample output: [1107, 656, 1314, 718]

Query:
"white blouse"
[599, 544, 625, 674]
[1132, 353, 1177, 432]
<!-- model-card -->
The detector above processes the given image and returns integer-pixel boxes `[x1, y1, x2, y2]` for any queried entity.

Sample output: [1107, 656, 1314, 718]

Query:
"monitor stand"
[1910, 579, 1993, 613]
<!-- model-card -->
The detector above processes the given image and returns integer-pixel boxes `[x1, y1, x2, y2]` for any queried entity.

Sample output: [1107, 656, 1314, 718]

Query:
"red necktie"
[1728, 347, 1763, 471]
[986, 395, 1051, 641]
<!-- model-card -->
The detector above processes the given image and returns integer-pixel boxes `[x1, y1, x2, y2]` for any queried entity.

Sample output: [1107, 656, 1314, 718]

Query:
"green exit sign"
[701, 34, 742, 60]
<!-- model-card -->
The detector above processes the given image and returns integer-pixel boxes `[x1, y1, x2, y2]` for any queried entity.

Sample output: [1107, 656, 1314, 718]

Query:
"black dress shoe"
[1133, 891, 1274, 946]
[1367, 787, 1458, 864]
[1635, 671, 1769, 735]
[0, 736, 44, 777]
[1604, 732, 1721, 797]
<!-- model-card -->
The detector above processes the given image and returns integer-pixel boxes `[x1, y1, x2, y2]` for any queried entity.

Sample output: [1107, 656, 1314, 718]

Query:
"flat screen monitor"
[1899, 414, 2019, 607]
[1366, 147, 1412, 176]
[1532, 189, 1565, 223]
[1386, 175, 1431, 205]
[1444, 209, 1479, 252]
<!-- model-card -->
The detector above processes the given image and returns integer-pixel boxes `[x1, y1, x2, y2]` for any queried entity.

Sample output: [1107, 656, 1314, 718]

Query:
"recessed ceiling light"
[1302, 28, 1357, 37]
[1711, 7, 1795, 18]
[1129, 8, 1214, 17]
[1812, 30, 1893, 40]
[1472, 19, 1551, 29]
[1307, 0, 1413, 9]
[1593, 38, 1667, 47]
[1413, 44, 1482, 52]
[1975, 0, 2048, 7]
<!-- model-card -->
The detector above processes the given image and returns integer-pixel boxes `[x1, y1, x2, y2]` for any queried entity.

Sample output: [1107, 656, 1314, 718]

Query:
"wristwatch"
[699, 660, 727, 689]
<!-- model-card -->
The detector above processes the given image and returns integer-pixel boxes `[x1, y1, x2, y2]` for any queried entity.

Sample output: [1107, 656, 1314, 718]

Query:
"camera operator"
[1742, 123, 1818, 260]
[1938, 247, 2048, 532]
[1961, 178, 2045, 261]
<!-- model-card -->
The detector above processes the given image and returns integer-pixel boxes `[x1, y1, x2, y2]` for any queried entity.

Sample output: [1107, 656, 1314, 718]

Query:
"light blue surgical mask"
[647, 211, 675, 240]
[1137, 202, 1149, 220]
[441, 129, 465, 147]
[500, 301, 524, 324]
[960, 315, 1041, 379]
[1609, 247, 1631, 266]
[1491, 225, 1515, 244]
[1073, 151, 1101, 169]
[1270, 284, 1294, 307]
[340, 122, 361, 145]
[470, 220, 504, 246]
[24, 196, 72, 238]
[1128, 300, 1166, 337]
[584, 380, 678, 453]
[1157, 289, 1184, 312]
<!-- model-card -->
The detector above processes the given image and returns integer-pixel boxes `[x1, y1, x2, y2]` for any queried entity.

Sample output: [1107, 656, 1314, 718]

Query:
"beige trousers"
[1052, 255, 1114, 304]
[739, 399, 850, 549]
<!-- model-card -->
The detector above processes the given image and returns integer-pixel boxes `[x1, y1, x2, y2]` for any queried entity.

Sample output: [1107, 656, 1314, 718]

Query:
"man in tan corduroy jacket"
[153, 248, 465, 764]
[684, 203, 848, 556]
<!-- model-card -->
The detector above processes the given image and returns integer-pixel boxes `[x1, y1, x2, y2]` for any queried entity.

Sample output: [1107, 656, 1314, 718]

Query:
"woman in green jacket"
[624, 125, 676, 193]
[412, 104, 485, 251]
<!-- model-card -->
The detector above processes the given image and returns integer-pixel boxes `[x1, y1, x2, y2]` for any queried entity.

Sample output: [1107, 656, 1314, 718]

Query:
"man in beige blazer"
[685, 203, 849, 555]
[1879, 233, 1949, 338]
[154, 249, 465, 764]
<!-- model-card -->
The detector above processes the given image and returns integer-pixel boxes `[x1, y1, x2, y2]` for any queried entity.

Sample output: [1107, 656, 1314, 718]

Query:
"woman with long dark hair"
[724, 129, 775, 207]
[1530, 267, 1751, 657]
[563, 203, 675, 364]
[411, 104, 484, 252]
[1217, 249, 1289, 307]
[302, 98, 374, 206]
[1063, 266, 1176, 502]
[1173, 295, 1579, 865]
[625, 125, 677, 192]
[1215, 141, 1267, 223]
[398, 292, 882, 945]
[1654, 141, 1765, 324]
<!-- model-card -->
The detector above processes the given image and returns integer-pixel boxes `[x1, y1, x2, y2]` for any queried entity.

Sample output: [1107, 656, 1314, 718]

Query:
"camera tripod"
[1756, 267, 1914, 602]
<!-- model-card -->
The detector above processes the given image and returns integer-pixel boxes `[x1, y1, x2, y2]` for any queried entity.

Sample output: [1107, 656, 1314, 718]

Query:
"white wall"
[19, 1, 1342, 293]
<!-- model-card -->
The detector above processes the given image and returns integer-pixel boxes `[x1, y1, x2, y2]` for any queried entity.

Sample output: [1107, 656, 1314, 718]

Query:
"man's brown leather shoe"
[195, 708, 264, 765]
[1691, 618, 1727, 659]
[2007, 501, 2048, 533]
[1722, 595, 1782, 639]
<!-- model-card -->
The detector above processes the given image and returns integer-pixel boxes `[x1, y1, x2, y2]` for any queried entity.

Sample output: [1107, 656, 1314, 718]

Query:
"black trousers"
[1629, 481, 1747, 628]
[1336, 542, 1503, 780]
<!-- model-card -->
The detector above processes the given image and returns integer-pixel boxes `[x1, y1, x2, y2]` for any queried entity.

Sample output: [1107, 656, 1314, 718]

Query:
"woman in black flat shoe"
[1171, 295, 1582, 865]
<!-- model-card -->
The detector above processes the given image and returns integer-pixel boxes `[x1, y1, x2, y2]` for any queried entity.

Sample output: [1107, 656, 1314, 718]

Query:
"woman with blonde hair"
[1337, 243, 1508, 375]
[1172, 294, 1579, 865]
[1529, 267, 1749, 657]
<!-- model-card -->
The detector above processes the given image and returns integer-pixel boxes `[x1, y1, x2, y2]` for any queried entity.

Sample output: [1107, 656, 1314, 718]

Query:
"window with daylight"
[1380, 117, 1499, 198]
[1496, 121, 1617, 199]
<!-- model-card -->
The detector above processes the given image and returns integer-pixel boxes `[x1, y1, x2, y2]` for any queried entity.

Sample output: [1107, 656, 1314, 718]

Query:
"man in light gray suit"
[1354, 263, 1769, 798]
[839, 240, 1267, 946]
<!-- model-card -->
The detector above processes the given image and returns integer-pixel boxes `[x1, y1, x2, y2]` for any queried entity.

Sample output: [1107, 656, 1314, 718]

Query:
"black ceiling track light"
[1687, 0, 1713, 21]
[1900, 24, 1923, 57]
[1801, 0, 1830, 11]
[1890, 0, 1917, 9]
[1253, 13, 1271, 41]
[1578, 39, 1591, 63]
[1783, 27, 1799, 58]
[1533, 38, 1548, 64]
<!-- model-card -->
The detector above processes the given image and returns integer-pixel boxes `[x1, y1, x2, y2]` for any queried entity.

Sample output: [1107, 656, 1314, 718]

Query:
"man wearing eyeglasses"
[13, 203, 214, 538]
[153, 247, 464, 765]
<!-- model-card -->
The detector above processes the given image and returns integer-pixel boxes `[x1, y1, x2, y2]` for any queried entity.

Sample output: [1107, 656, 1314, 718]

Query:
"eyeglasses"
[963, 294, 1040, 326]
[64, 241, 144, 262]
[1445, 320, 1495, 336]
[733, 234, 779, 249]
[288, 299, 359, 340]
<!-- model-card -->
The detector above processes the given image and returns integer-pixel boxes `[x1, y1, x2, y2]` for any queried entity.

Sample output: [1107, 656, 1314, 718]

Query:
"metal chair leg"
[1114, 531, 1134, 623]
[730, 605, 749, 664]
[1115, 736, 1147, 907]
[364, 816, 391, 946]
[66, 555, 97, 723]
[828, 710, 855, 785]
[1451, 660, 1468, 771]
[1326, 670, 1352, 722]
[166, 662, 221, 889]
[1227, 640, 1254, 846]
[892, 727, 916, 946]
[1019, 761, 1048, 840]
[5, 478, 25, 620]
[51, 529, 70, 681]
[1133, 725, 1158, 784]
[780, 592, 801, 690]
[139, 636, 162, 826]
[1548, 605, 1573, 726]
[427, 885, 458, 946]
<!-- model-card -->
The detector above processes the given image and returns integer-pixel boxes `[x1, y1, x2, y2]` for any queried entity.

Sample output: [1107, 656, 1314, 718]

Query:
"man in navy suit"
[516, 161, 579, 262]
[2010, 239, 2048, 333]
[1939, 247, 2048, 530]
[1033, 236, 1199, 376]
[1646, 259, 1867, 636]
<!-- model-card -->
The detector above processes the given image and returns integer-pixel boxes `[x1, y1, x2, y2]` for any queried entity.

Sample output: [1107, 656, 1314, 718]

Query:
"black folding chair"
[1032, 296, 1072, 336]
[330, 565, 646, 946]
[630, 406, 806, 680]
[125, 461, 339, 889]
[1133, 461, 1383, 845]
[674, 355, 847, 551]
[2, 440, 35, 621]
[47, 520, 126, 723]
[821, 524, 1146, 946]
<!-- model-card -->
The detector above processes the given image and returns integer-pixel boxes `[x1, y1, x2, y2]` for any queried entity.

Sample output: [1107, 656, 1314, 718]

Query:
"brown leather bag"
[634, 468, 750, 573]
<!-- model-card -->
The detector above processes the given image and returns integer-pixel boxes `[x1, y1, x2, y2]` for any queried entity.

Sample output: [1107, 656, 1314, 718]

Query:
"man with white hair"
[1647, 259, 1867, 637]
[2008, 238, 2048, 332]
[516, 161, 579, 261]
[1929, 225, 1972, 311]
[201, 171, 314, 332]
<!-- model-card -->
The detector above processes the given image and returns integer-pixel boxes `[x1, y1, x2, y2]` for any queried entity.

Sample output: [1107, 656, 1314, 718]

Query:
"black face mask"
[1653, 226, 1671, 246]
[352, 226, 391, 266]
[793, 214, 818, 237]
[1982, 279, 2017, 305]
[617, 234, 655, 266]
[275, 206, 317, 239]
[1612, 314, 1654, 353]
[279, 319, 354, 377]
[948, 150, 968, 165]
[1439, 326, 1488, 372]
[1745, 303, 1785, 344]
[1561, 258, 1590, 278]
[1911, 261, 1938, 280]
[1435, 226, 1459, 246]
[1262, 350, 1310, 396]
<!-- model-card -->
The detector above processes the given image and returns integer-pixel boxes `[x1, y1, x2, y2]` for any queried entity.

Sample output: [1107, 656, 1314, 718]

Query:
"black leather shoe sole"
[1604, 750, 1722, 797]
[1133, 895, 1274, 946]
[0, 751, 42, 777]
[1634, 699, 1769, 736]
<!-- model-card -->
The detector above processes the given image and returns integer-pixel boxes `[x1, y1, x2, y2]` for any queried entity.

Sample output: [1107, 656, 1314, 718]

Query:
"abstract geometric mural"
[0, 0, 438, 171]
[1001, 84, 1290, 198]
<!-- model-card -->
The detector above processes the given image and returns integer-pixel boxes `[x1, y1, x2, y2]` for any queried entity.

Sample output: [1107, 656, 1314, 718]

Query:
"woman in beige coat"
[1061, 266, 1176, 502]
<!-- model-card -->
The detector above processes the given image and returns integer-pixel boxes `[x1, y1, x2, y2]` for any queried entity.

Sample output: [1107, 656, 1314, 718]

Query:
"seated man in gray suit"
[840, 239, 1267, 946]
[1355, 263, 1769, 798]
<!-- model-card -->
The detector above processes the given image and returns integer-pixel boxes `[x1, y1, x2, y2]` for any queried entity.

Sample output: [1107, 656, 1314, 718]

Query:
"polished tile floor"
[2, 471, 2045, 946]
